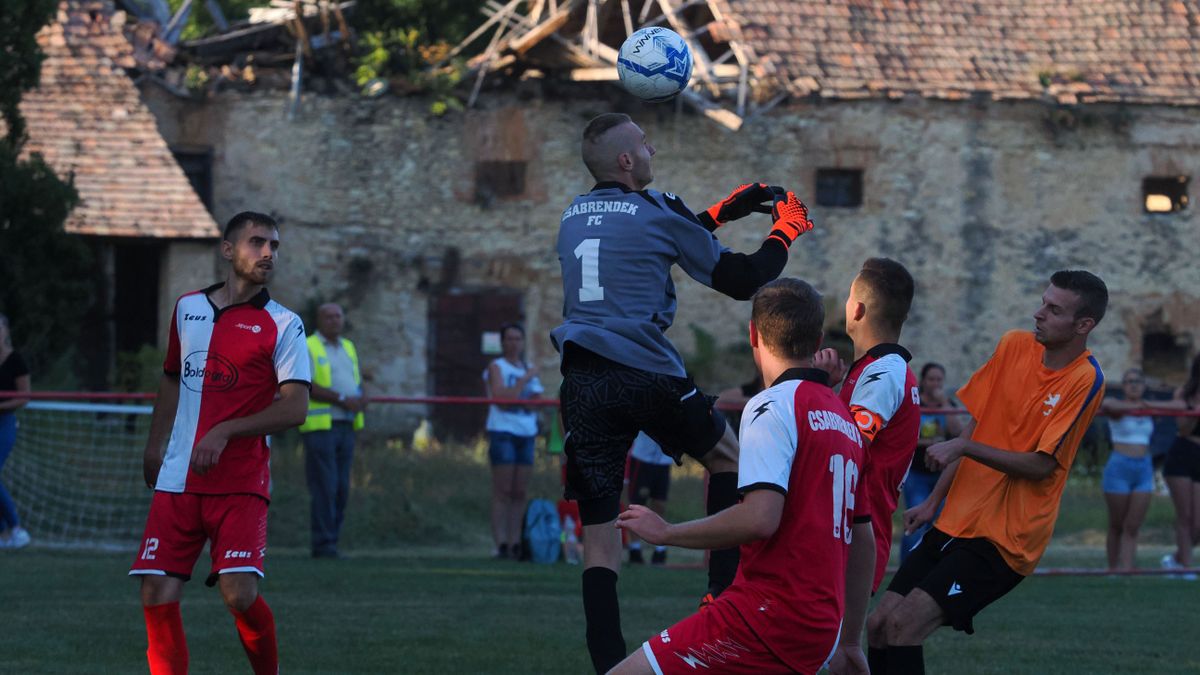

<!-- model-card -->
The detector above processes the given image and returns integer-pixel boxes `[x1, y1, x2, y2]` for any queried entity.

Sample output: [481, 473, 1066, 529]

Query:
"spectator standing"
[1163, 355, 1200, 573]
[483, 323, 543, 559]
[1099, 368, 1162, 570]
[900, 363, 964, 562]
[625, 433, 673, 565]
[0, 313, 31, 549]
[299, 303, 366, 559]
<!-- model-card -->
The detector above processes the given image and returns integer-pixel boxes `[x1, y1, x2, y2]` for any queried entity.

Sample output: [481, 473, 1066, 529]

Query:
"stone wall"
[141, 85, 1200, 430]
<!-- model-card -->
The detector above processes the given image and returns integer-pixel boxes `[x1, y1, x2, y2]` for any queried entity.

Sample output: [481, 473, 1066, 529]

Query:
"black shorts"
[628, 458, 672, 503]
[1163, 436, 1200, 481]
[560, 346, 726, 524]
[886, 528, 1024, 634]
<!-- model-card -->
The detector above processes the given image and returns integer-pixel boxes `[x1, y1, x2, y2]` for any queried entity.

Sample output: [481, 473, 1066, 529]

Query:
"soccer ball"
[616, 27, 693, 102]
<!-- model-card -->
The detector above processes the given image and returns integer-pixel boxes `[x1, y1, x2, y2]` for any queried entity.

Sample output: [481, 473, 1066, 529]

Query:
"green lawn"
[4, 431, 1199, 673]
[1, 546, 1198, 674]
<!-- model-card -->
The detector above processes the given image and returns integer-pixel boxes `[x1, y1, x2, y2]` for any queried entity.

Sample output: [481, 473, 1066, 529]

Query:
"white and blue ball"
[616, 27, 692, 102]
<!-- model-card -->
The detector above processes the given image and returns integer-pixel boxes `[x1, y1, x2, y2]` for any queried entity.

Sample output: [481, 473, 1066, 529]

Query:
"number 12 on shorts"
[140, 537, 159, 560]
[829, 455, 859, 543]
[574, 238, 605, 302]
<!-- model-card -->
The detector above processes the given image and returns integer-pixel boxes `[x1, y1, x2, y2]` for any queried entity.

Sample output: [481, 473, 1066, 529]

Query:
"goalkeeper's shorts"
[559, 345, 726, 525]
[129, 491, 268, 586]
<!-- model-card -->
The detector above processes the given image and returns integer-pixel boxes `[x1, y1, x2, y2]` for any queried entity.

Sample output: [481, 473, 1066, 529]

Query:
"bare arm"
[925, 418, 1056, 481]
[190, 382, 310, 475]
[839, 522, 876, 651]
[616, 488, 784, 550]
[485, 361, 536, 400]
[0, 374, 30, 412]
[143, 374, 181, 488]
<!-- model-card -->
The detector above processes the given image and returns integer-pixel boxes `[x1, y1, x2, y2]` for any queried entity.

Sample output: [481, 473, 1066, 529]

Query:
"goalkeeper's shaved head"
[581, 113, 654, 188]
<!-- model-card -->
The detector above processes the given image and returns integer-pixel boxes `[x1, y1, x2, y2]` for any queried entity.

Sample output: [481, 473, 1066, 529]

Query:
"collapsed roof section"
[450, 0, 771, 131]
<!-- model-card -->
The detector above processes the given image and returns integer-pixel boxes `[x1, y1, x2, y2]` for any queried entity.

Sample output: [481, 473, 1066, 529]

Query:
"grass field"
[1, 546, 1198, 674]
[3, 434, 1199, 673]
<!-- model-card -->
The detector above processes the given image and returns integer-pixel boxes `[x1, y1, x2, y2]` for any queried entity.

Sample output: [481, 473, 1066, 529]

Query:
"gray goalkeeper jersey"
[551, 182, 729, 377]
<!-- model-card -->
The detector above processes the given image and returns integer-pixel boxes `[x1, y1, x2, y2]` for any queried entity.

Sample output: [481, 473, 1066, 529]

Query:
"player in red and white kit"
[826, 258, 919, 675]
[612, 278, 863, 675]
[130, 212, 311, 675]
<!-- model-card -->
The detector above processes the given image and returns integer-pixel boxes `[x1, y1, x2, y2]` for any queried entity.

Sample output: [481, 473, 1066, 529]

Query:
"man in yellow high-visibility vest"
[299, 303, 365, 559]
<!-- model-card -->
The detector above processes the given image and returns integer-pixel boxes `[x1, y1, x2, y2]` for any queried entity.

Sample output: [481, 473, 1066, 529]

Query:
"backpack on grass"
[522, 498, 562, 564]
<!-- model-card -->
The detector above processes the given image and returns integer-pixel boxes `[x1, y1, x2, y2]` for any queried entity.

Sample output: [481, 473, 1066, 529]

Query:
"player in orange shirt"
[865, 270, 1108, 675]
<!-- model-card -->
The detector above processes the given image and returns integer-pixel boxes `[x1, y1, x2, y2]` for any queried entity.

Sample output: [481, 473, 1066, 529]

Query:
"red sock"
[230, 594, 278, 675]
[143, 602, 188, 675]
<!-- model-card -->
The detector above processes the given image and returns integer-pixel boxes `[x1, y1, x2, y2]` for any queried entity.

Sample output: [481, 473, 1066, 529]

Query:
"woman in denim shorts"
[483, 324, 543, 559]
[1100, 369, 1157, 571]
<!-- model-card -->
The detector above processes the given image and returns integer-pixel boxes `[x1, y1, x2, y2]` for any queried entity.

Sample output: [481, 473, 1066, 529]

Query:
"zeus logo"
[863, 372, 884, 384]
[750, 401, 771, 424]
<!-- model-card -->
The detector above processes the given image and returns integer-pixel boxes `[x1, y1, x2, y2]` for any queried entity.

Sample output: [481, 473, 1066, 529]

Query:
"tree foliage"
[0, 0, 93, 370]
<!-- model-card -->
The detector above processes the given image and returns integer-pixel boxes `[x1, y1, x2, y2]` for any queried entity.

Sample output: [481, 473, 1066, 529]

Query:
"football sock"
[886, 645, 925, 675]
[868, 647, 888, 674]
[230, 594, 278, 675]
[582, 567, 626, 674]
[143, 602, 188, 675]
[706, 472, 741, 595]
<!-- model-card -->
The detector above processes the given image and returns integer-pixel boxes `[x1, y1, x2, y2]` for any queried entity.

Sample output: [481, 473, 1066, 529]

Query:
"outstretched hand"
[615, 504, 672, 546]
[705, 183, 786, 226]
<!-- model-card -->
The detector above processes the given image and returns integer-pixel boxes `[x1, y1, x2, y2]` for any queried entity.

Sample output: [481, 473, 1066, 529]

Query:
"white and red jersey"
[156, 283, 310, 500]
[838, 343, 920, 591]
[721, 367, 864, 674]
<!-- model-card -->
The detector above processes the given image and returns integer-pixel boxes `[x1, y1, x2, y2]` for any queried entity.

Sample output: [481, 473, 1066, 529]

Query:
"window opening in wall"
[172, 148, 214, 212]
[1143, 176, 1188, 213]
[815, 169, 863, 207]
[475, 160, 527, 203]
[1142, 329, 1192, 386]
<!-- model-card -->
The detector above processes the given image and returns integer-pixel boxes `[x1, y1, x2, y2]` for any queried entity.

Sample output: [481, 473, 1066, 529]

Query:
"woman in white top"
[1100, 368, 1157, 571]
[483, 323, 543, 559]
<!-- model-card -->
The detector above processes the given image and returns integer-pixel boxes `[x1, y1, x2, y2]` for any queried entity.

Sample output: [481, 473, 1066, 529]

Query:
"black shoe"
[651, 549, 667, 565]
[493, 543, 509, 559]
[628, 548, 645, 564]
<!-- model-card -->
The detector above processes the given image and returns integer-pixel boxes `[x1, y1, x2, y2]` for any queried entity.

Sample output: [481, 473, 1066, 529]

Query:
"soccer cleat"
[651, 549, 667, 566]
[628, 548, 645, 565]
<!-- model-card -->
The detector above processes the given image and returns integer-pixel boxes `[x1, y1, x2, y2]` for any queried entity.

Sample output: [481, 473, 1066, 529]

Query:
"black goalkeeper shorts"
[559, 345, 727, 525]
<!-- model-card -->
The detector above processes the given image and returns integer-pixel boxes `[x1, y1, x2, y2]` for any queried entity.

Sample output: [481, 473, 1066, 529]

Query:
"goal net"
[2, 401, 152, 550]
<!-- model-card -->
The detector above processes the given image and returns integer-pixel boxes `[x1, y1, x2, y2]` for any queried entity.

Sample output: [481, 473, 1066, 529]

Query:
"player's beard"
[236, 257, 273, 285]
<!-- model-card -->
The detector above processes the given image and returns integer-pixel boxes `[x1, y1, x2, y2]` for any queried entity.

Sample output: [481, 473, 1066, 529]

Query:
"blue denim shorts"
[488, 432, 536, 466]
[1101, 452, 1154, 494]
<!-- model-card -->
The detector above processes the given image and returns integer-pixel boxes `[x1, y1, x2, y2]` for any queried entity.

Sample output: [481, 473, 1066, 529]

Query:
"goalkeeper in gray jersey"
[552, 112, 815, 673]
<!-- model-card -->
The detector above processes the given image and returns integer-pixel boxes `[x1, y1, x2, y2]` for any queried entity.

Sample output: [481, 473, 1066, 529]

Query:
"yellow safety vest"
[299, 334, 365, 432]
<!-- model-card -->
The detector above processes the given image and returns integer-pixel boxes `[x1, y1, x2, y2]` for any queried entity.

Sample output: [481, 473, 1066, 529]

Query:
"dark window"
[1143, 176, 1188, 213]
[815, 169, 863, 207]
[172, 148, 213, 211]
[1142, 329, 1191, 384]
[475, 160, 527, 203]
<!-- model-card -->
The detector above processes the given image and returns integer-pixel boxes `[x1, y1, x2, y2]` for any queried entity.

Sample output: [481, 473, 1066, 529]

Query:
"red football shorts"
[643, 599, 790, 675]
[129, 491, 268, 585]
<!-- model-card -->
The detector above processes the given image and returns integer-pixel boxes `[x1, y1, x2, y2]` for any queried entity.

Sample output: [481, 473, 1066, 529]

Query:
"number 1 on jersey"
[574, 238, 605, 302]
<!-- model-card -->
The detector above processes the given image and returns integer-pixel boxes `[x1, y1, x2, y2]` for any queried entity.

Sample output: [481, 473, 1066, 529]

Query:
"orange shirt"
[936, 330, 1104, 575]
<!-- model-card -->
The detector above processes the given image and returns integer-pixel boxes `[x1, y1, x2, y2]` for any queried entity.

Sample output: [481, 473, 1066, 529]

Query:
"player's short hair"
[581, 113, 633, 179]
[855, 257, 914, 333]
[223, 211, 277, 242]
[1050, 270, 1108, 324]
[500, 322, 525, 339]
[751, 278, 824, 360]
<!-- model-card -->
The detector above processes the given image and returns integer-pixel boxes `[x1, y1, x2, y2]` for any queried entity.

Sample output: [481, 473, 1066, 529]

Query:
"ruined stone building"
[29, 0, 1200, 433]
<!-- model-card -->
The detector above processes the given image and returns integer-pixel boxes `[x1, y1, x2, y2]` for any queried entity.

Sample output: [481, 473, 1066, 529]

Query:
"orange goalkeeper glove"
[703, 183, 785, 229]
[767, 191, 814, 248]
